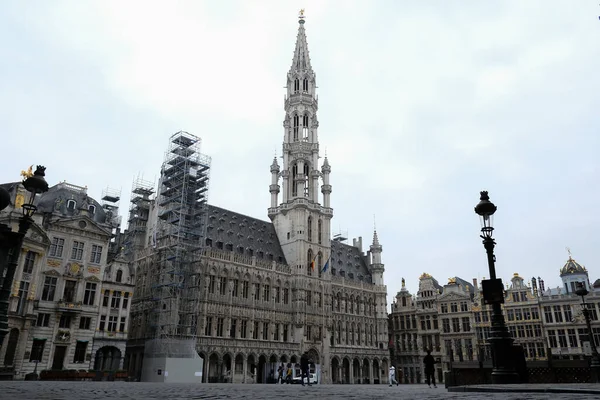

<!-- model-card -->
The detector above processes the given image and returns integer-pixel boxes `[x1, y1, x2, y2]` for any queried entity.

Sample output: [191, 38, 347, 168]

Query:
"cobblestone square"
[0, 382, 599, 400]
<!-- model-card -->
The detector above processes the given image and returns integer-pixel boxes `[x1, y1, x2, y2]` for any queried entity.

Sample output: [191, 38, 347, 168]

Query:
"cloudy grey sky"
[1, 0, 599, 303]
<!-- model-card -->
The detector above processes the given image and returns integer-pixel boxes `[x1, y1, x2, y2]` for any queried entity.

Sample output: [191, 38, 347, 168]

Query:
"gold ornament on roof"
[20, 165, 34, 179]
[419, 272, 432, 279]
[448, 277, 457, 284]
[299, 9, 305, 16]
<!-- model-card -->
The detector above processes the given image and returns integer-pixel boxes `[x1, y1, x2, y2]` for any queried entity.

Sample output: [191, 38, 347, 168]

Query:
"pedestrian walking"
[388, 365, 399, 386]
[300, 352, 311, 386]
[423, 349, 438, 388]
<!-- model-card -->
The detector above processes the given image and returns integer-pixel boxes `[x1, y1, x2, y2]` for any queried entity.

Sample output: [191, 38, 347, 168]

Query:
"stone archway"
[94, 346, 122, 371]
[247, 354, 256, 383]
[372, 359, 380, 384]
[258, 354, 267, 383]
[3, 328, 19, 366]
[234, 353, 244, 383]
[331, 357, 340, 383]
[208, 353, 219, 383]
[342, 358, 350, 384]
[222, 353, 233, 382]
[352, 358, 360, 384]
[362, 358, 370, 384]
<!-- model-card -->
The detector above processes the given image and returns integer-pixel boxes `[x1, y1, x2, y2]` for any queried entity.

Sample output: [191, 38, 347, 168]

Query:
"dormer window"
[116, 269, 123, 283]
[88, 205, 96, 214]
[67, 200, 76, 210]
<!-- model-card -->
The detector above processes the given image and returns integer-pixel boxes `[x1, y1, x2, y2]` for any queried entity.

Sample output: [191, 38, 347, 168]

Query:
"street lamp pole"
[474, 191, 518, 384]
[575, 281, 600, 382]
[0, 166, 49, 347]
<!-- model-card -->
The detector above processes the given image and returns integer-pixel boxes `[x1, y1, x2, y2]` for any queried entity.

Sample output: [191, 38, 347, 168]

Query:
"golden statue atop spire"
[299, 9, 306, 21]
[20, 165, 33, 179]
[566, 246, 572, 259]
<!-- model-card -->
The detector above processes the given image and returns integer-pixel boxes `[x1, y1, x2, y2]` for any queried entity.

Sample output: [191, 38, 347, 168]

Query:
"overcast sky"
[1, 1, 599, 304]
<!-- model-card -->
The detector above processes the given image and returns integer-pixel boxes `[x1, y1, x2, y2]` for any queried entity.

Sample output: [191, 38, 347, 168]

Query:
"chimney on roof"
[473, 278, 478, 290]
[353, 236, 363, 253]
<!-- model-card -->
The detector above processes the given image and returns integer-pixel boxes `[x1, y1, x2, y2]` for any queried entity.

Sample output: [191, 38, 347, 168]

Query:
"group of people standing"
[389, 349, 439, 388]
[276, 351, 313, 386]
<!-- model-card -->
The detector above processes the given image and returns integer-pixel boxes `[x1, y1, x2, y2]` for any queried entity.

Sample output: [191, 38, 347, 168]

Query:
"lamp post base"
[491, 369, 519, 384]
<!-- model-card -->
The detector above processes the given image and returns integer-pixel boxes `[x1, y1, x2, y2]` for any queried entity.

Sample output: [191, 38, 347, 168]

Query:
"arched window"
[116, 269, 123, 283]
[67, 200, 76, 210]
[303, 78, 308, 92]
[317, 252, 323, 278]
[307, 216, 312, 242]
[294, 78, 299, 93]
[337, 321, 341, 344]
[307, 249, 313, 276]
[357, 323, 362, 345]
[292, 163, 298, 197]
[302, 114, 309, 141]
[88, 205, 96, 214]
[317, 219, 322, 244]
[293, 114, 299, 141]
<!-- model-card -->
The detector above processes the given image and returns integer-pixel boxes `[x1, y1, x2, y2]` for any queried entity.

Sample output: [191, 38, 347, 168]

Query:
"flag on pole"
[321, 257, 330, 273]
[310, 256, 316, 270]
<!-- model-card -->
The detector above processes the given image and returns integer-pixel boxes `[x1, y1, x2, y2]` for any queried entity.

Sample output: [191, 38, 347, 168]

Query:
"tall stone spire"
[370, 229, 384, 286]
[269, 11, 332, 282]
[289, 9, 313, 75]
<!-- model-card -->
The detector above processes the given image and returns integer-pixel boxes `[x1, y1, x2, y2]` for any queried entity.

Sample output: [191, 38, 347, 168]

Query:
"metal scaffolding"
[101, 186, 122, 230]
[149, 131, 211, 349]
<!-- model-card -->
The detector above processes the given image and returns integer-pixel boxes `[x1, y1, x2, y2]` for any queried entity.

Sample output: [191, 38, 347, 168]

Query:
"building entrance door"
[52, 346, 67, 370]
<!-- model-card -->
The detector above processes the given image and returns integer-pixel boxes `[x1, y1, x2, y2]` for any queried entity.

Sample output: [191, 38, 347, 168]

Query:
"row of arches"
[198, 350, 389, 384]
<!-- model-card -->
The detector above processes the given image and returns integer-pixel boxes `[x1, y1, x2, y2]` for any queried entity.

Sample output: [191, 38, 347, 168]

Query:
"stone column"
[242, 356, 247, 384]
[369, 361, 373, 384]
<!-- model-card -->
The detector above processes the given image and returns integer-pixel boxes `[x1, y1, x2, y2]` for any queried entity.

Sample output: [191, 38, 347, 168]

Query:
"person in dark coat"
[300, 352, 311, 386]
[423, 349, 437, 388]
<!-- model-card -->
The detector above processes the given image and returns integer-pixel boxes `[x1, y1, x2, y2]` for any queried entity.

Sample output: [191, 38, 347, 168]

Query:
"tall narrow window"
[17, 281, 29, 315]
[302, 114, 309, 141]
[317, 220, 322, 244]
[23, 251, 36, 274]
[71, 241, 84, 260]
[41, 277, 57, 301]
[293, 114, 299, 141]
[303, 78, 308, 92]
[307, 249, 313, 276]
[304, 164, 310, 197]
[83, 282, 96, 306]
[49, 237, 65, 258]
[292, 163, 298, 197]
[294, 78, 299, 93]
[317, 252, 323, 278]
[63, 280, 77, 302]
[307, 216, 313, 242]
[115, 269, 123, 283]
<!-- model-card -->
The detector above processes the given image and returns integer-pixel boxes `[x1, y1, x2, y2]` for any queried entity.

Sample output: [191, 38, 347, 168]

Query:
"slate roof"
[36, 183, 107, 224]
[205, 205, 287, 264]
[330, 240, 372, 284]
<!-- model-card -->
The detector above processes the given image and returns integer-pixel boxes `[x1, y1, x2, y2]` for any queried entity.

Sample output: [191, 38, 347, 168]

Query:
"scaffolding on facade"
[101, 186, 122, 231]
[147, 130, 211, 358]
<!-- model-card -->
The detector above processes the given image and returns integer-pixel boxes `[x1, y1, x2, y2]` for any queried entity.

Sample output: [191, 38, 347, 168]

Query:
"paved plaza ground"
[0, 382, 599, 400]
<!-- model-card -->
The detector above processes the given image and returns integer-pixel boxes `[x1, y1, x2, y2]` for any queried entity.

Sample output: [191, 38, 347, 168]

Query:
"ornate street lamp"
[0, 166, 48, 347]
[474, 191, 518, 384]
[575, 281, 600, 382]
